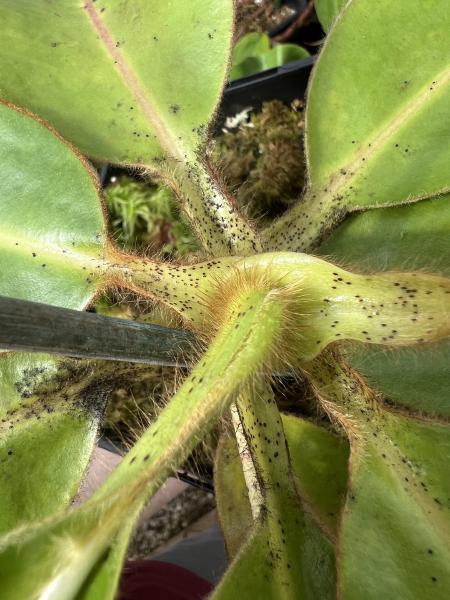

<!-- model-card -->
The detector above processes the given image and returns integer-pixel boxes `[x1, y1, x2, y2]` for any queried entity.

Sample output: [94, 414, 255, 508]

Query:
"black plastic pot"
[218, 54, 314, 127]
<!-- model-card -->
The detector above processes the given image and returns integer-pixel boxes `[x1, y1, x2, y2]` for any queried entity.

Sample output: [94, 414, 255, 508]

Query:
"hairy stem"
[230, 379, 333, 598]
[0, 289, 287, 600]
[262, 189, 346, 253]
[107, 250, 450, 360]
[161, 157, 261, 256]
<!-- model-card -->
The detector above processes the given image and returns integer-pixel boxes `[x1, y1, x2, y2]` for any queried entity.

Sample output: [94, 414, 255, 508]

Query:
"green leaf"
[214, 433, 253, 559]
[318, 195, 450, 274]
[259, 44, 309, 71]
[340, 410, 450, 599]
[343, 341, 450, 416]
[214, 413, 349, 598]
[230, 33, 309, 80]
[0, 102, 106, 306]
[212, 518, 335, 600]
[230, 56, 265, 81]
[315, 0, 347, 32]
[263, 0, 450, 251]
[282, 414, 349, 536]
[0, 0, 233, 167]
[216, 414, 349, 557]
[232, 32, 271, 68]
[77, 521, 136, 600]
[0, 101, 106, 531]
[307, 352, 450, 599]
[0, 361, 98, 534]
[318, 195, 450, 415]
[0, 2, 260, 256]
[307, 0, 450, 210]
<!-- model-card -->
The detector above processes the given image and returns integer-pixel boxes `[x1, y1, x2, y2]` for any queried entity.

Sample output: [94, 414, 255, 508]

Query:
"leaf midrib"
[0, 229, 106, 270]
[83, 0, 185, 163]
[308, 64, 450, 207]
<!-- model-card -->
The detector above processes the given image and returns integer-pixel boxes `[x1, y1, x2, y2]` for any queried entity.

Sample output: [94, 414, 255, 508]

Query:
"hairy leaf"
[308, 0, 450, 210]
[216, 414, 349, 559]
[307, 353, 450, 600]
[264, 0, 450, 251]
[0, 0, 233, 167]
[0, 102, 106, 305]
[0, 354, 100, 534]
[343, 341, 450, 417]
[0, 289, 286, 600]
[213, 410, 344, 600]
[340, 410, 450, 599]
[0, 2, 258, 257]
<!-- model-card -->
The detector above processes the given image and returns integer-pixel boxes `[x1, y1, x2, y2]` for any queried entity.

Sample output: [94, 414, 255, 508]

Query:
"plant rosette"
[0, 1, 449, 599]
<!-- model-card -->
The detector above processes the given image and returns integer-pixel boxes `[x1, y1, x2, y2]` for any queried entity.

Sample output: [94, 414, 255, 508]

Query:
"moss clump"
[103, 176, 199, 257]
[213, 100, 306, 223]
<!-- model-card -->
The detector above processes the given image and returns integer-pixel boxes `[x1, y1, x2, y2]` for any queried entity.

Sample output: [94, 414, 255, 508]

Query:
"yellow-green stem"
[262, 190, 345, 253]
[162, 157, 261, 256]
[107, 250, 450, 360]
[0, 289, 288, 600]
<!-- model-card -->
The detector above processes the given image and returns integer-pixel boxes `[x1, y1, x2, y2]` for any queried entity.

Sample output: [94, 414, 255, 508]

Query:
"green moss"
[213, 100, 306, 223]
[103, 176, 199, 257]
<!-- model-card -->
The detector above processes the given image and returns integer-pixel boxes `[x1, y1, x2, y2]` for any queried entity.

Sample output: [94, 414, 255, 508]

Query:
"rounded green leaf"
[0, 0, 233, 166]
[262, 0, 450, 253]
[260, 44, 309, 71]
[230, 36, 309, 81]
[232, 32, 271, 67]
[307, 0, 450, 210]
[230, 57, 264, 81]
[0, 101, 106, 307]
